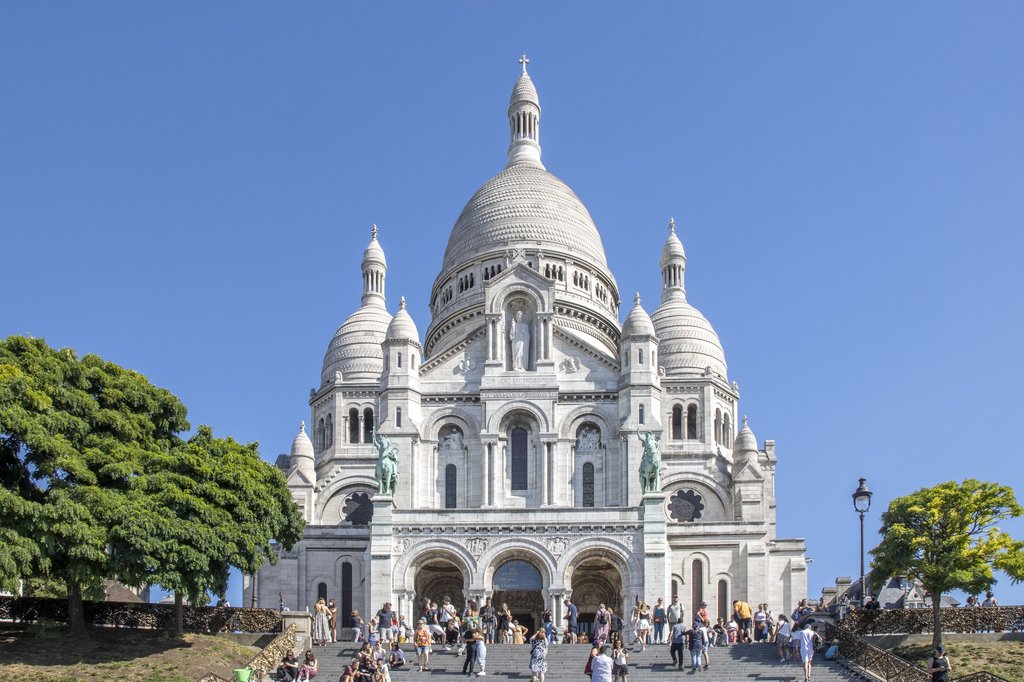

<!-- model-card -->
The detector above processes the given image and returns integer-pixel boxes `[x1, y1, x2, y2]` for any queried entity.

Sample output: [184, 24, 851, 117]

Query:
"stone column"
[539, 442, 549, 506]
[359, 414, 366, 443]
[282, 611, 314, 652]
[640, 492, 671, 611]
[481, 441, 491, 507]
[368, 495, 396, 617]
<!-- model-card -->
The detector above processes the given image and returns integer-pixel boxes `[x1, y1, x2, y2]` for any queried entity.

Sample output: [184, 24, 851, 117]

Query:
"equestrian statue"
[373, 429, 400, 496]
[638, 431, 663, 494]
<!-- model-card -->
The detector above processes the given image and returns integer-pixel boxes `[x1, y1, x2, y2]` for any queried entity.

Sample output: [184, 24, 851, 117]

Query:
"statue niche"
[506, 300, 534, 372]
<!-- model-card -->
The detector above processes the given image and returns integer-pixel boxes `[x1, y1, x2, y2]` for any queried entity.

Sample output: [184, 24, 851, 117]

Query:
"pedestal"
[368, 495, 396, 614]
[640, 492, 670, 602]
[281, 611, 313, 652]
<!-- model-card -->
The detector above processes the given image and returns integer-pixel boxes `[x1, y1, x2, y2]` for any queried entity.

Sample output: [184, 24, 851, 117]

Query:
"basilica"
[245, 60, 807, 632]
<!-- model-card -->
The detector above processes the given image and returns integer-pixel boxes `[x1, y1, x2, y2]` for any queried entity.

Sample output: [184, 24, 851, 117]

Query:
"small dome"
[290, 421, 314, 459]
[651, 298, 728, 378]
[510, 71, 539, 109]
[385, 297, 421, 344]
[362, 225, 386, 267]
[622, 293, 656, 337]
[661, 219, 686, 265]
[321, 304, 393, 384]
[733, 416, 758, 454]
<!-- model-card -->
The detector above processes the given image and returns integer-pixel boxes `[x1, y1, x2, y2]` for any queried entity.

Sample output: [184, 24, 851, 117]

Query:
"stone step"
[289, 641, 866, 682]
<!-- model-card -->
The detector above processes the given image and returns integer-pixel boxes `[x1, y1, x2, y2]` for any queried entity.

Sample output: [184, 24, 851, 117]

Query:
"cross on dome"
[299, 421, 306, 433]
[519, 53, 530, 74]
[371, 224, 378, 239]
[399, 296, 406, 310]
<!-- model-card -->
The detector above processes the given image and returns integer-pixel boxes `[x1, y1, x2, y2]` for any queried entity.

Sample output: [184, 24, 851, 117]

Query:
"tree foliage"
[870, 479, 1024, 645]
[0, 336, 304, 633]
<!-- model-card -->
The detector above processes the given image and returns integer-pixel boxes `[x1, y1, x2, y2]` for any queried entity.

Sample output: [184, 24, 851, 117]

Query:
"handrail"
[820, 621, 1013, 682]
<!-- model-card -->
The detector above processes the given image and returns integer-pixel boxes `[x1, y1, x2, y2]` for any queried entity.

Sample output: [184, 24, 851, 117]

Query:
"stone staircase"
[301, 640, 867, 682]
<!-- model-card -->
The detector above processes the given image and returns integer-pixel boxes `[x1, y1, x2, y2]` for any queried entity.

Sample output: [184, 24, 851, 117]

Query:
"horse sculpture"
[638, 431, 662, 494]
[373, 430, 400, 496]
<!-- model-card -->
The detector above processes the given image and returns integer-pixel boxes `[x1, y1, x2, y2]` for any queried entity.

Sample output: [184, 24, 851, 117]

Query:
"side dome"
[651, 299, 728, 378]
[321, 305, 393, 384]
[732, 416, 758, 454]
[440, 163, 610, 275]
[622, 294, 656, 337]
[385, 297, 420, 344]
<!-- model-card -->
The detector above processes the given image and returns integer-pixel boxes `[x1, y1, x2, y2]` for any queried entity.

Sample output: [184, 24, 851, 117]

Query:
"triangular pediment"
[733, 462, 764, 482]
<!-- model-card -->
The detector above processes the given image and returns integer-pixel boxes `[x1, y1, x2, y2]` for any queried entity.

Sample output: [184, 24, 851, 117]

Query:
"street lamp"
[852, 477, 873, 606]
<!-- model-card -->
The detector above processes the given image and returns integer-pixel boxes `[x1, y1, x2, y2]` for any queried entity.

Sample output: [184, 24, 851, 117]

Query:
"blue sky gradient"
[2, 2, 1022, 607]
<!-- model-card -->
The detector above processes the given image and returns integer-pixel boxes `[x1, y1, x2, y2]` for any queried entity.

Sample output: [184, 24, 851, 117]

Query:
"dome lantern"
[507, 54, 543, 168]
[660, 217, 687, 303]
[361, 225, 387, 307]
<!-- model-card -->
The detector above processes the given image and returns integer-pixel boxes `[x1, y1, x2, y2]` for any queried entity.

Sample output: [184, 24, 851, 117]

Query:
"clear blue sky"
[3, 2, 1023, 608]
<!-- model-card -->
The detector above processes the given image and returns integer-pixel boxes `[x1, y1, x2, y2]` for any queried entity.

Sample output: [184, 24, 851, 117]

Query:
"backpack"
[598, 612, 608, 625]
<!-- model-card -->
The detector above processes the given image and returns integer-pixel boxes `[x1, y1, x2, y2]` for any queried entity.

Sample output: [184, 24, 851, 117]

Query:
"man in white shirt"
[590, 645, 613, 682]
[791, 623, 821, 682]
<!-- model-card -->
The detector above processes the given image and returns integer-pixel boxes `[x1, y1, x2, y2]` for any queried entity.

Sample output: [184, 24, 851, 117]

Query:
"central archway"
[415, 557, 467, 614]
[491, 559, 544, 634]
[566, 553, 626, 640]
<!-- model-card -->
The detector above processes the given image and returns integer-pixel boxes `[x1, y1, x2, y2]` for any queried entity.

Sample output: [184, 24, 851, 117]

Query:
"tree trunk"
[67, 580, 85, 636]
[175, 591, 184, 636]
[932, 592, 943, 648]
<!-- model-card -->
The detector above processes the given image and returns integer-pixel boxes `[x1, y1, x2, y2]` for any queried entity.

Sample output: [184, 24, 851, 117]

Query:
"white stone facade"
[245, 61, 807, 630]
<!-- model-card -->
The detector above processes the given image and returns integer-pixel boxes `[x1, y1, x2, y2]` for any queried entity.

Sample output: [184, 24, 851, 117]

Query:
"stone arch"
[560, 542, 636, 591]
[561, 542, 635, 626]
[393, 542, 476, 599]
[661, 473, 731, 522]
[488, 401, 550, 433]
[478, 540, 557, 591]
[487, 280, 546, 314]
[558, 406, 615, 440]
[316, 478, 378, 524]
[424, 407, 481, 443]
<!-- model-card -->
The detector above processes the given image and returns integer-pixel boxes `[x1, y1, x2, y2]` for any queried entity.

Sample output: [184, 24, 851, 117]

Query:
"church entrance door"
[570, 557, 624, 640]
[492, 559, 544, 638]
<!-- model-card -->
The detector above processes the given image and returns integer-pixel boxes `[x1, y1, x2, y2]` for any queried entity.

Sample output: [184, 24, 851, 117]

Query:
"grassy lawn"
[890, 641, 1024, 682]
[0, 625, 259, 681]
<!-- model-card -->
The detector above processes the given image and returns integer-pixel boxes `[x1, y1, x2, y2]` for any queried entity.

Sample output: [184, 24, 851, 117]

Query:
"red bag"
[584, 653, 594, 676]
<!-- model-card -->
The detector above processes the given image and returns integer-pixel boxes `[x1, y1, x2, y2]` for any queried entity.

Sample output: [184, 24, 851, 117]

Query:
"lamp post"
[852, 478, 873, 606]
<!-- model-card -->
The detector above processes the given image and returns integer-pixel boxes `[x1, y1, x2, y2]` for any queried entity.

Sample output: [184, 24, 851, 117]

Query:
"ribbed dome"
[510, 72, 539, 109]
[385, 297, 421, 344]
[661, 224, 686, 265]
[321, 304, 392, 384]
[651, 298, 728, 378]
[290, 421, 315, 459]
[733, 417, 758, 454]
[440, 163, 610, 274]
[622, 294, 656, 337]
[363, 226, 386, 267]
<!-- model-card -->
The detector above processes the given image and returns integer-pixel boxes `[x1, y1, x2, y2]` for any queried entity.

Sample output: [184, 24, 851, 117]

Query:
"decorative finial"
[300, 420, 306, 433]
[399, 296, 406, 310]
[668, 217, 676, 233]
[742, 415, 748, 428]
[519, 53, 530, 74]
[634, 292, 641, 305]
[371, 224, 378, 239]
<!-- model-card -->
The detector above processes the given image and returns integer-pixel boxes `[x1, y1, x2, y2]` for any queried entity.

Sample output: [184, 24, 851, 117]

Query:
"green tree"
[870, 479, 1024, 646]
[113, 426, 304, 634]
[0, 336, 188, 633]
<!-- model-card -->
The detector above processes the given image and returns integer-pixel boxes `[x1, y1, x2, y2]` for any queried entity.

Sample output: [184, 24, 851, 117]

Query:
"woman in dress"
[635, 602, 650, 651]
[529, 630, 548, 682]
[929, 645, 952, 682]
[498, 603, 512, 644]
[327, 599, 339, 643]
[313, 598, 331, 647]
[594, 603, 611, 646]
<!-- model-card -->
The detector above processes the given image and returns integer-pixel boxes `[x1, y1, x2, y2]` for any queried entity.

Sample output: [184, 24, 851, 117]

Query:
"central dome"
[440, 163, 610, 274]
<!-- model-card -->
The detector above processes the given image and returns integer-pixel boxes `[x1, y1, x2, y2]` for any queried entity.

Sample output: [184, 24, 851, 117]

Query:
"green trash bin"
[233, 668, 253, 682]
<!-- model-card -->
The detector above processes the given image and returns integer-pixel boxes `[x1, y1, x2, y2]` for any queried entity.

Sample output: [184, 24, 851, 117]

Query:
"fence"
[840, 606, 1024, 636]
[0, 595, 282, 634]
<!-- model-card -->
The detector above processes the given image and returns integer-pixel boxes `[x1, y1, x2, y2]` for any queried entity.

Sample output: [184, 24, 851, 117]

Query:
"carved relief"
[438, 426, 465, 455]
[465, 537, 489, 557]
[546, 536, 571, 557]
[575, 425, 602, 454]
[453, 355, 477, 375]
[559, 356, 582, 374]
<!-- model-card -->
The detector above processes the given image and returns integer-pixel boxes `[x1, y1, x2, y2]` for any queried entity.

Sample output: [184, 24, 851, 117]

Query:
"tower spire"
[361, 225, 387, 307]
[660, 216, 687, 303]
[507, 55, 543, 168]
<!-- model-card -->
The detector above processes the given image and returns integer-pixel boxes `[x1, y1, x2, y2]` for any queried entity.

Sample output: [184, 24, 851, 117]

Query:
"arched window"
[717, 580, 728, 621]
[691, 560, 704, 612]
[316, 418, 325, 451]
[397, 353, 402, 368]
[396, 407, 402, 428]
[363, 408, 374, 444]
[714, 409, 722, 445]
[687, 405, 698, 440]
[672, 405, 683, 440]
[445, 464, 457, 509]
[582, 462, 595, 508]
[639, 404, 645, 425]
[325, 414, 333, 448]
[342, 562, 353, 624]
[349, 408, 360, 444]
[511, 427, 528, 491]
[671, 579, 679, 602]
[723, 413, 731, 447]
[317, 582, 327, 602]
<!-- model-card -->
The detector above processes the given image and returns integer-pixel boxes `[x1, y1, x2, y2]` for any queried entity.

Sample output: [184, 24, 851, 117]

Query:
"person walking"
[775, 614, 792, 662]
[414, 620, 433, 672]
[611, 637, 629, 682]
[669, 617, 686, 669]
[590, 645, 613, 682]
[594, 603, 612, 646]
[666, 596, 683, 634]
[529, 630, 549, 682]
[635, 602, 650, 651]
[686, 621, 703, 672]
[791, 622, 822, 682]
